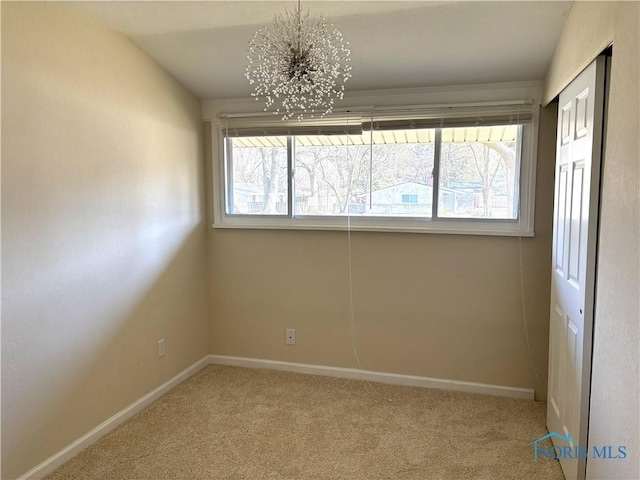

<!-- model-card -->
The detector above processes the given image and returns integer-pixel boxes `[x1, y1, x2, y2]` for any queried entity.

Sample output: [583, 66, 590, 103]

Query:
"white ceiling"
[65, 1, 572, 100]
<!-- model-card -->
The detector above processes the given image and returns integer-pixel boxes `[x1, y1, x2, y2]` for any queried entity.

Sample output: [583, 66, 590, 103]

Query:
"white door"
[547, 56, 606, 480]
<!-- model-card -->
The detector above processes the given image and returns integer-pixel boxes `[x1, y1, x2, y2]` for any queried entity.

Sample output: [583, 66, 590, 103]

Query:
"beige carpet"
[45, 366, 564, 479]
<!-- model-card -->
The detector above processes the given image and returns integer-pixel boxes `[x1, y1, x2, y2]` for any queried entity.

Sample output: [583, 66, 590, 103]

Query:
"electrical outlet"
[285, 329, 296, 345]
[158, 339, 165, 358]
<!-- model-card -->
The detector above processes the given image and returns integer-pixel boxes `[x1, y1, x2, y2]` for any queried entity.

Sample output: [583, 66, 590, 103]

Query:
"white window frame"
[211, 102, 539, 237]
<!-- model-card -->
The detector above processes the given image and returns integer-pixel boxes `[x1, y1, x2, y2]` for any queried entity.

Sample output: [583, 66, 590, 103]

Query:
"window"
[227, 136, 288, 215]
[438, 126, 520, 220]
[216, 103, 538, 236]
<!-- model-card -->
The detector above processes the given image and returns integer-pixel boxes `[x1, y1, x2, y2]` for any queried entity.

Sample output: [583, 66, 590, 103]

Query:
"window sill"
[212, 216, 534, 237]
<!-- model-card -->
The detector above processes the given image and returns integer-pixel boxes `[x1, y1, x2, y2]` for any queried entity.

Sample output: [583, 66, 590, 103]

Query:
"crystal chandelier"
[245, 1, 352, 121]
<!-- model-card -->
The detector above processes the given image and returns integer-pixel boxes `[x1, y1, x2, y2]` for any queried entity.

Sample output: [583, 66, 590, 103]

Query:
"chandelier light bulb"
[246, 7, 352, 121]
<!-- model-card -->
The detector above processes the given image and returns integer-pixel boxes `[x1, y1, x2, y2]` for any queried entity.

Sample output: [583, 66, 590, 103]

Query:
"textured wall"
[208, 104, 557, 401]
[545, 2, 640, 479]
[1, 3, 211, 478]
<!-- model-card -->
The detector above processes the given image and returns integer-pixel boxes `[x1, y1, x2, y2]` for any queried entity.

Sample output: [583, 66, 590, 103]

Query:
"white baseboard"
[17, 356, 210, 480]
[208, 355, 535, 401]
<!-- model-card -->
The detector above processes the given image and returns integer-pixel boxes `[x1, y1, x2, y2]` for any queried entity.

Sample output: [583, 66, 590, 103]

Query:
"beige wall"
[543, 2, 615, 106]
[1, 3, 211, 479]
[544, 3, 639, 479]
[209, 104, 557, 401]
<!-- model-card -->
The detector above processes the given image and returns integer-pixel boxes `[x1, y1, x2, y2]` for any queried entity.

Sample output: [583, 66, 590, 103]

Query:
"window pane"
[293, 129, 435, 217]
[369, 129, 435, 217]
[438, 126, 520, 219]
[227, 137, 288, 215]
[294, 134, 371, 216]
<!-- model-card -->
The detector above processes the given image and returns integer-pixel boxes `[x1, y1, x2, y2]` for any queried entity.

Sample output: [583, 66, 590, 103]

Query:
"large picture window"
[216, 103, 538, 236]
